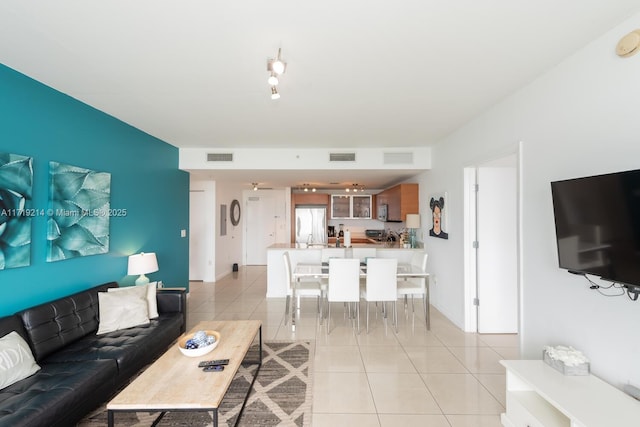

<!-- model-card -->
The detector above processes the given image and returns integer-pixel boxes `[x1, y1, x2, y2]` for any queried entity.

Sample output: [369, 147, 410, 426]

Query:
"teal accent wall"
[0, 64, 190, 317]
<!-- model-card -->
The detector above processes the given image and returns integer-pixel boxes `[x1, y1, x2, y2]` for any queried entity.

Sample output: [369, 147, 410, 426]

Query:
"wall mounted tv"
[551, 168, 640, 291]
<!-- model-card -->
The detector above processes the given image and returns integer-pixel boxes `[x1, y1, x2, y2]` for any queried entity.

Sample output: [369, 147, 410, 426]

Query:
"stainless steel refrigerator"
[294, 206, 327, 245]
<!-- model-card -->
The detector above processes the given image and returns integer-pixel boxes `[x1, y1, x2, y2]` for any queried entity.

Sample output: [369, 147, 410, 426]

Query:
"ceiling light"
[272, 60, 285, 75]
[252, 182, 258, 191]
[300, 183, 316, 193]
[267, 48, 286, 99]
[267, 48, 287, 75]
[346, 183, 365, 192]
[267, 73, 279, 86]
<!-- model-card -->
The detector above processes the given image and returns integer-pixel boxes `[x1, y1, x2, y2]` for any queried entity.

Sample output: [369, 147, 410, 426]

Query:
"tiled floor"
[186, 266, 519, 427]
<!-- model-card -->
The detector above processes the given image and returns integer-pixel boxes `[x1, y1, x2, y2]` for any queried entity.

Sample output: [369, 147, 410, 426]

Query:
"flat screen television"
[550, 168, 640, 291]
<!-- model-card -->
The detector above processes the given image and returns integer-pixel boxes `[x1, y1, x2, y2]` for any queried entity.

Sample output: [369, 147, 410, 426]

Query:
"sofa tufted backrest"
[0, 314, 29, 343]
[17, 282, 117, 362]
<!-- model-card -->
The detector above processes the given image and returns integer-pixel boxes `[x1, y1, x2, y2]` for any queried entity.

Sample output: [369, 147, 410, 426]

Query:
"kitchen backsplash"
[327, 219, 408, 237]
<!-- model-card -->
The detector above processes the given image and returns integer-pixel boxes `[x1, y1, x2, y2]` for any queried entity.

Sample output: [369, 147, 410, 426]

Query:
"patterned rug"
[77, 341, 315, 427]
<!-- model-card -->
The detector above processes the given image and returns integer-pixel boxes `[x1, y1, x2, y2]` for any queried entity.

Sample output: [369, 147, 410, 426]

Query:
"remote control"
[198, 359, 229, 368]
[203, 365, 224, 372]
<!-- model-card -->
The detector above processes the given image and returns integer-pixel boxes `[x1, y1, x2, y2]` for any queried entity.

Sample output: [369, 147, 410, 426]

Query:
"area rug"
[77, 340, 315, 427]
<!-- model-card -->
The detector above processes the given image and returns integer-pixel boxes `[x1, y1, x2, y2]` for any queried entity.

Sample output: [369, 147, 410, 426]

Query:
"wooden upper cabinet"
[376, 183, 418, 222]
[293, 193, 330, 206]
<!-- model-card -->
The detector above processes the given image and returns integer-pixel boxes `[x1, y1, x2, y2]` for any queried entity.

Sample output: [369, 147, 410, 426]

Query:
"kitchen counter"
[266, 244, 423, 297]
[269, 242, 389, 249]
[268, 241, 414, 249]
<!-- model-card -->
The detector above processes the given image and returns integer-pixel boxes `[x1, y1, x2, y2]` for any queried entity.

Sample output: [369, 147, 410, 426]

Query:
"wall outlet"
[180, 229, 187, 237]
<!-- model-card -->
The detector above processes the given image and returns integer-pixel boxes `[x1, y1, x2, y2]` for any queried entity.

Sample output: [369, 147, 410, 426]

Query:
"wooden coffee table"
[107, 320, 262, 426]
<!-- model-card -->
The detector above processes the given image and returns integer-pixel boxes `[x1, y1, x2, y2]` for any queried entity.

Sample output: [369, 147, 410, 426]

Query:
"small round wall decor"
[230, 199, 241, 226]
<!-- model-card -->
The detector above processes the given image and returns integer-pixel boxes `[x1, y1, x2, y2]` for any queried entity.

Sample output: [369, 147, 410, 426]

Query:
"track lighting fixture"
[267, 48, 286, 99]
[268, 48, 286, 75]
[345, 183, 365, 193]
[298, 183, 316, 192]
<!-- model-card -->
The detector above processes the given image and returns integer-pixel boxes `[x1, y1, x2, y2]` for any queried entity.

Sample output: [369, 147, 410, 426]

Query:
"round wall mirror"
[230, 199, 241, 226]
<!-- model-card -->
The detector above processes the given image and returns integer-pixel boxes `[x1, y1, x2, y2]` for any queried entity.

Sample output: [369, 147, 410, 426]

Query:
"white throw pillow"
[0, 331, 41, 390]
[109, 284, 158, 319]
[97, 286, 149, 335]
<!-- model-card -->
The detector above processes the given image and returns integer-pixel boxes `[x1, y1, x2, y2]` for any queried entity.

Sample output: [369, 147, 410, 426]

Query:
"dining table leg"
[425, 279, 430, 330]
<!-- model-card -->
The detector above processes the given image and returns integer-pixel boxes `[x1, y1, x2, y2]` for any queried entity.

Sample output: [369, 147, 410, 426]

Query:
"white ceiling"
[2, 1, 639, 189]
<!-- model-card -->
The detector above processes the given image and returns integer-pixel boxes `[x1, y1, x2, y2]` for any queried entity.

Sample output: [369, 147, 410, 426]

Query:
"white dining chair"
[397, 251, 430, 329]
[352, 248, 377, 263]
[326, 258, 361, 334]
[321, 247, 345, 262]
[283, 251, 323, 327]
[361, 258, 398, 333]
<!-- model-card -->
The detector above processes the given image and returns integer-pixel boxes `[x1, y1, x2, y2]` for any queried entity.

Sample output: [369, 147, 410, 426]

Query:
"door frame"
[463, 142, 523, 333]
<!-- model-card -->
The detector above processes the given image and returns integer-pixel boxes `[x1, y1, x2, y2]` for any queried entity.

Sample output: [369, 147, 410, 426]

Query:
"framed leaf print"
[0, 152, 33, 269]
[47, 162, 111, 262]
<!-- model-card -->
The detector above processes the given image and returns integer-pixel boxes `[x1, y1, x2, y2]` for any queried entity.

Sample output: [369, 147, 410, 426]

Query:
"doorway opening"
[464, 149, 521, 333]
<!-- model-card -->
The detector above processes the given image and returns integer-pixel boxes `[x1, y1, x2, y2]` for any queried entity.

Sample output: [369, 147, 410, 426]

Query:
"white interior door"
[245, 195, 277, 265]
[188, 190, 205, 280]
[477, 155, 518, 333]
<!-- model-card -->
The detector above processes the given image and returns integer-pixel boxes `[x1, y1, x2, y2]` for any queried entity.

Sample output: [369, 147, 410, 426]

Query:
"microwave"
[377, 204, 388, 222]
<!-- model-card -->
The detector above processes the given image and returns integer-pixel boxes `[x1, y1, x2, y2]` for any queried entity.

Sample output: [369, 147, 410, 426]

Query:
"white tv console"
[501, 360, 640, 427]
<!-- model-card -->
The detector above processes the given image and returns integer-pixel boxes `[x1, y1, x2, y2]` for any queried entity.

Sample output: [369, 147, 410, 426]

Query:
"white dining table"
[291, 262, 430, 331]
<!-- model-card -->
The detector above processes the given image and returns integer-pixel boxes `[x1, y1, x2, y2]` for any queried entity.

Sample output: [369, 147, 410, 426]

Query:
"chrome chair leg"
[366, 301, 370, 334]
[424, 294, 430, 330]
[284, 295, 290, 325]
[394, 301, 398, 333]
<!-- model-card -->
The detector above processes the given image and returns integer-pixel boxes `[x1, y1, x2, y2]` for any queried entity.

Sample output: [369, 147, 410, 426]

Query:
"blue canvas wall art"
[47, 162, 111, 262]
[0, 152, 33, 269]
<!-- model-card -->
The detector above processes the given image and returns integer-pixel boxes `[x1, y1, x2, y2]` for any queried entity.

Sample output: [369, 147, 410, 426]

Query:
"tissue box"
[543, 349, 590, 375]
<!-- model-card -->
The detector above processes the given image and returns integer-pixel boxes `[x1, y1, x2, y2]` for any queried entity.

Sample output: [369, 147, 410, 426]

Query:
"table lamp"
[127, 252, 158, 285]
[405, 214, 421, 248]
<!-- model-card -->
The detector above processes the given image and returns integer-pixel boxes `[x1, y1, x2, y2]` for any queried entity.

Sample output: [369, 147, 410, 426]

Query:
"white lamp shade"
[127, 252, 159, 275]
[405, 214, 421, 229]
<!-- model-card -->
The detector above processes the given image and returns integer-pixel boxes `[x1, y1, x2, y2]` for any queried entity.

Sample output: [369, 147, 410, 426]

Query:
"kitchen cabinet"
[293, 193, 329, 206]
[376, 183, 418, 222]
[352, 195, 372, 218]
[331, 195, 350, 218]
[330, 194, 372, 219]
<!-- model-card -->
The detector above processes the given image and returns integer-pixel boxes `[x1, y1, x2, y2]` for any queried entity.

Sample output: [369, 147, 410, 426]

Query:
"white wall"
[419, 13, 640, 389]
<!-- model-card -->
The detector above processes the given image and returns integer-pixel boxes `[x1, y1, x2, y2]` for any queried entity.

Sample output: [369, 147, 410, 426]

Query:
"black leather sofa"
[0, 282, 187, 427]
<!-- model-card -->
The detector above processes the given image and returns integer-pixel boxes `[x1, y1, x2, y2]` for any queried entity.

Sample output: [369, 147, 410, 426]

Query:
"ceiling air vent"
[207, 153, 234, 162]
[329, 152, 356, 162]
[383, 152, 414, 165]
